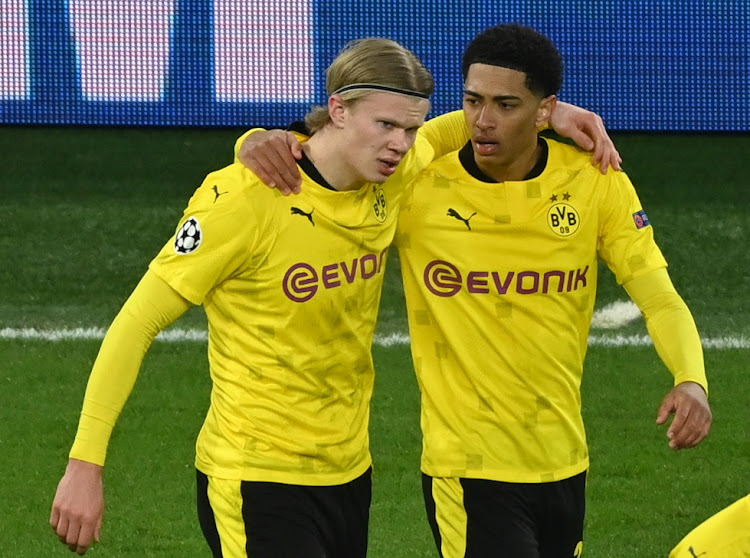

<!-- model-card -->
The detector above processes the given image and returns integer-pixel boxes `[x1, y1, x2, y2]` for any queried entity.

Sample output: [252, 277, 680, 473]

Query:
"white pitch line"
[591, 300, 642, 329]
[0, 327, 748, 350]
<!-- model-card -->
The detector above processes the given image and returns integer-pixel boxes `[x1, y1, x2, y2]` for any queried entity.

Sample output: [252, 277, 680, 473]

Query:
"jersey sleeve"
[69, 271, 191, 466]
[596, 171, 668, 284]
[418, 111, 469, 159]
[624, 267, 707, 391]
[149, 165, 260, 305]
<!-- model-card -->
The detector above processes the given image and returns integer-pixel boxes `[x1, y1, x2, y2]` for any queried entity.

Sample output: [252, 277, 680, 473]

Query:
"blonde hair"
[305, 38, 434, 134]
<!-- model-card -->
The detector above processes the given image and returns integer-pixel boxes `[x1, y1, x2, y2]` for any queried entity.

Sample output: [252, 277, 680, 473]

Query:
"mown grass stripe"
[1, 327, 747, 349]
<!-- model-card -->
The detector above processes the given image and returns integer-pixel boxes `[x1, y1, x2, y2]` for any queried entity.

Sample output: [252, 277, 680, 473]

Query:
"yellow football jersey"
[149, 132, 437, 485]
[395, 138, 668, 483]
[670, 494, 750, 558]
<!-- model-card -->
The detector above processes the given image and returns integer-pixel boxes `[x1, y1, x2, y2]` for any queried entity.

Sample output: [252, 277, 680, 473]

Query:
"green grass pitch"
[0, 127, 748, 557]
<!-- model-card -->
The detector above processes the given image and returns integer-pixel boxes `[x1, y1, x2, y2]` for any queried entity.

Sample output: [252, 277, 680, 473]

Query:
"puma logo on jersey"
[688, 547, 706, 558]
[291, 206, 315, 226]
[212, 185, 228, 203]
[447, 208, 476, 230]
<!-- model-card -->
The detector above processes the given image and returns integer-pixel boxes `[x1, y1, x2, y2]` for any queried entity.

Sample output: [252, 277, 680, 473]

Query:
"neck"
[304, 128, 362, 191]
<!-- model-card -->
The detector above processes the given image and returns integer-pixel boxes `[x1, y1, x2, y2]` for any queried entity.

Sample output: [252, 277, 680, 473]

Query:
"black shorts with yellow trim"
[422, 471, 586, 558]
[196, 468, 372, 558]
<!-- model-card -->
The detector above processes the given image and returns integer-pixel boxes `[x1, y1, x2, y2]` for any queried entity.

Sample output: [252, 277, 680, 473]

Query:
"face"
[462, 63, 555, 177]
[330, 91, 430, 186]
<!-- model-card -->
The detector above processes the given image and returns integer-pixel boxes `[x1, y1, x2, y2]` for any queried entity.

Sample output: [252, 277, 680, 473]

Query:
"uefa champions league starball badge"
[174, 217, 203, 254]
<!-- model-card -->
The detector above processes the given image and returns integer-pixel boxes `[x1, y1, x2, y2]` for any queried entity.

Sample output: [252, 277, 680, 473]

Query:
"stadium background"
[2, 0, 749, 130]
[1, 2, 748, 557]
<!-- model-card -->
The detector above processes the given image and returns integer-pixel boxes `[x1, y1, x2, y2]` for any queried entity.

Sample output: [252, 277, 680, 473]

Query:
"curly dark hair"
[461, 23, 563, 97]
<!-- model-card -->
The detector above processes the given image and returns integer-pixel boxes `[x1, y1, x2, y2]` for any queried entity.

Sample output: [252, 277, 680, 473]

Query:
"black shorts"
[197, 468, 372, 558]
[423, 471, 586, 558]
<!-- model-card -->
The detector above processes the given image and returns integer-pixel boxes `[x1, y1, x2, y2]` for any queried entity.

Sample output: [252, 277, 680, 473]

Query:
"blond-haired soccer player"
[50, 37, 450, 558]
[239, 24, 713, 558]
[669, 494, 750, 558]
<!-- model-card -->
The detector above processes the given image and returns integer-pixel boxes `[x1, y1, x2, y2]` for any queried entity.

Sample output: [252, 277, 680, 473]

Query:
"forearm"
[69, 271, 191, 465]
[419, 111, 469, 158]
[624, 268, 707, 392]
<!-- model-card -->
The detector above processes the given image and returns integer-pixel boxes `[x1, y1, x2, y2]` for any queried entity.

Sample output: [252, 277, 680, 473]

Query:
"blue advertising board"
[1, 0, 748, 130]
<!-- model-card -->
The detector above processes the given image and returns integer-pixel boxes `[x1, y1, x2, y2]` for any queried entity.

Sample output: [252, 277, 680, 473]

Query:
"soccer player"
[50, 37, 444, 558]
[395, 24, 712, 557]
[669, 494, 750, 558]
[237, 24, 713, 558]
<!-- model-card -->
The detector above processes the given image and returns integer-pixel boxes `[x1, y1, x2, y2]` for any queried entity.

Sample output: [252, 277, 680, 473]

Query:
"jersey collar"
[458, 137, 548, 183]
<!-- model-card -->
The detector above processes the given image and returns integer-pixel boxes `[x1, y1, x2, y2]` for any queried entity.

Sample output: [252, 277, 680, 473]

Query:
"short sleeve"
[597, 171, 668, 284]
[149, 165, 259, 304]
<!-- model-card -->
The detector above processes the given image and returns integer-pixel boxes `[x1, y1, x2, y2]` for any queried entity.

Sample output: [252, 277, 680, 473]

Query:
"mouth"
[473, 138, 498, 156]
[377, 158, 400, 176]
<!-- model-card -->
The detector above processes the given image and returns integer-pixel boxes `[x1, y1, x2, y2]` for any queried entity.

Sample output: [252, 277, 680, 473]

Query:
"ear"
[536, 95, 557, 129]
[328, 94, 348, 128]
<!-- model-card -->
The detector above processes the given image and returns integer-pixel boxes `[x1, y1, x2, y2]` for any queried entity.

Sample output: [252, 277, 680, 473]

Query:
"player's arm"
[623, 267, 712, 450]
[50, 271, 191, 555]
[235, 128, 304, 195]
[548, 101, 622, 174]
[234, 102, 620, 194]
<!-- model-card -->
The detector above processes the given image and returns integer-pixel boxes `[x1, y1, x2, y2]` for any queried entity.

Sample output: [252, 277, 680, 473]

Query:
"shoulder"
[179, 163, 286, 240]
[545, 138, 596, 171]
[544, 138, 633, 190]
[413, 147, 465, 185]
[388, 133, 443, 186]
[399, 149, 464, 213]
[190, 163, 284, 213]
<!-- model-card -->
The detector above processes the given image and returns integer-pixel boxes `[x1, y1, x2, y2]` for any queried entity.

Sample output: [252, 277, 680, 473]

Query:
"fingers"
[238, 130, 303, 195]
[76, 522, 98, 555]
[657, 384, 712, 450]
[568, 128, 595, 152]
[50, 460, 105, 555]
[52, 510, 97, 555]
[656, 396, 675, 425]
[269, 137, 302, 194]
[585, 115, 622, 174]
[286, 132, 304, 160]
[50, 505, 60, 531]
[595, 137, 622, 174]
[667, 402, 712, 450]
[665, 400, 690, 449]
[251, 152, 291, 194]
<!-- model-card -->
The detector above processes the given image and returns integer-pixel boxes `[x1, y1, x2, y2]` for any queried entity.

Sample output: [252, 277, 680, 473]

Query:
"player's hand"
[50, 458, 104, 555]
[656, 381, 712, 450]
[238, 129, 304, 195]
[549, 101, 622, 174]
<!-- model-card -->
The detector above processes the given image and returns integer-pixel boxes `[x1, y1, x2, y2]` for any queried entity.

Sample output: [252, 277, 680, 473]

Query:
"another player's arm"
[547, 102, 622, 173]
[50, 272, 191, 555]
[235, 103, 620, 193]
[623, 267, 712, 450]
[235, 128, 304, 195]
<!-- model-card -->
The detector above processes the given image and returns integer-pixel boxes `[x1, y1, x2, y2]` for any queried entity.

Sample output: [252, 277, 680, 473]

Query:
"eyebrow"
[463, 90, 521, 102]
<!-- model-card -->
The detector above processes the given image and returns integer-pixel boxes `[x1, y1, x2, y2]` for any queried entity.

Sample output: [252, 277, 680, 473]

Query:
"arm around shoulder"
[419, 111, 469, 159]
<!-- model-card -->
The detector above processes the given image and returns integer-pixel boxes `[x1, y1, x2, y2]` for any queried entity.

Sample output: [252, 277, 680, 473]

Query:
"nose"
[388, 129, 410, 155]
[476, 105, 495, 130]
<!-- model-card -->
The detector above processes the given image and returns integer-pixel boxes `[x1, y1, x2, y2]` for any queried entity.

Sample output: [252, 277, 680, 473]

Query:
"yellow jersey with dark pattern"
[150, 134, 434, 485]
[395, 138, 668, 483]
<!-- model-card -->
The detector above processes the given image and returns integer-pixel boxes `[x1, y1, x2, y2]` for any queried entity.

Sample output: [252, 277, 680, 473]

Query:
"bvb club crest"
[372, 184, 387, 222]
[547, 203, 580, 237]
